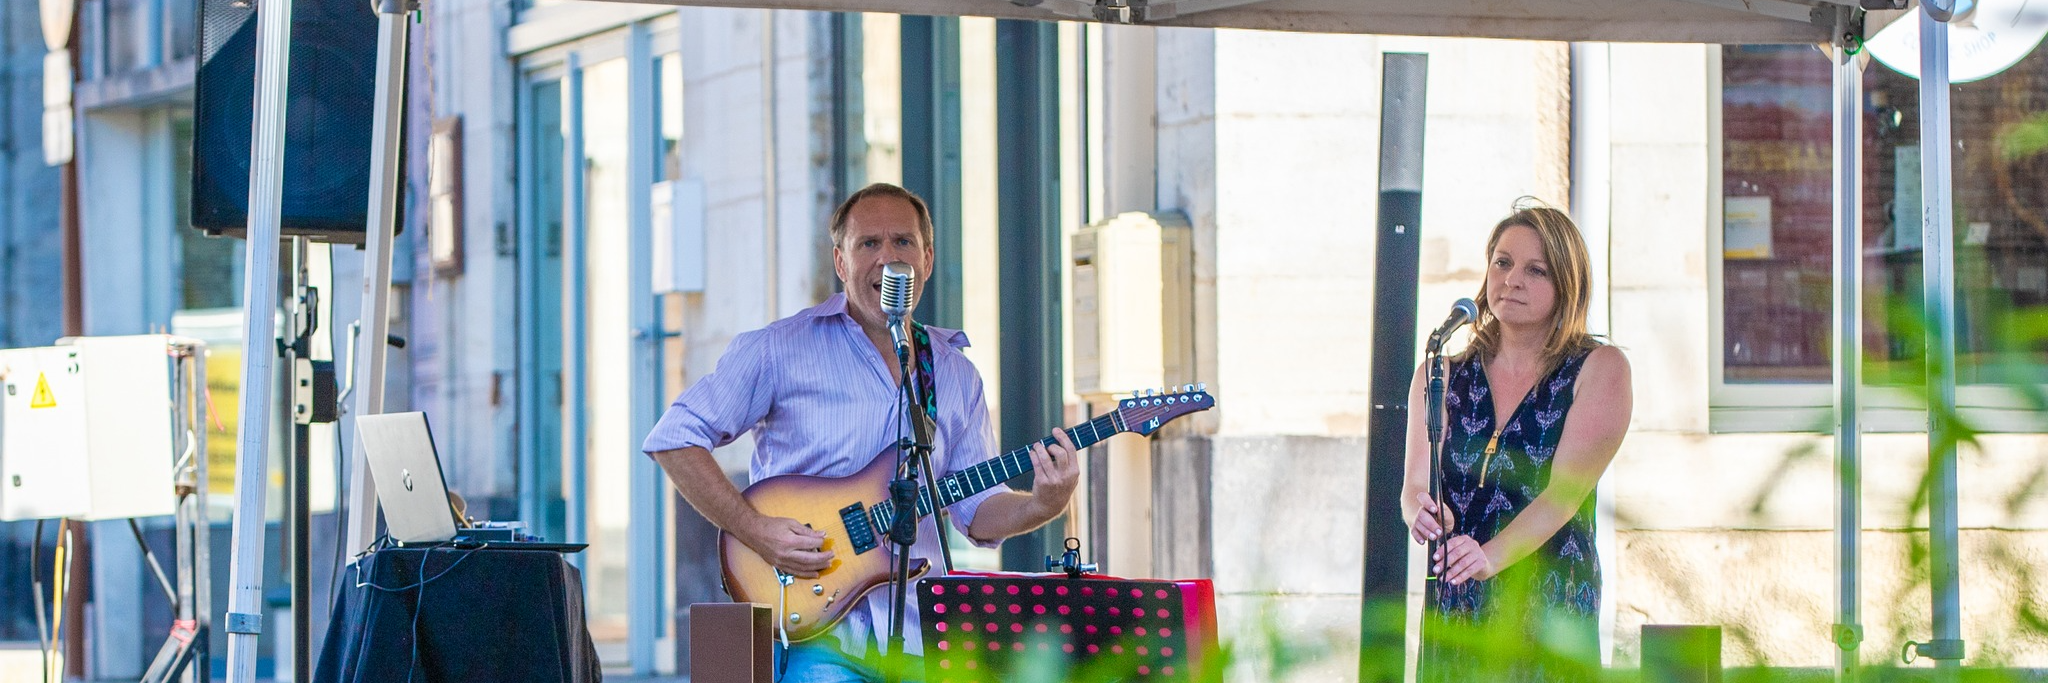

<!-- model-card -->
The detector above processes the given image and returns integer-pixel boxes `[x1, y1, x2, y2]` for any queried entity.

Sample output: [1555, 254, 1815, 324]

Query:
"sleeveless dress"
[1420, 347, 1601, 682]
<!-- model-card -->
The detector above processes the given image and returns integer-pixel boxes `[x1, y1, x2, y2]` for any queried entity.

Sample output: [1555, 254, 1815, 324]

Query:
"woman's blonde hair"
[1459, 198, 1602, 370]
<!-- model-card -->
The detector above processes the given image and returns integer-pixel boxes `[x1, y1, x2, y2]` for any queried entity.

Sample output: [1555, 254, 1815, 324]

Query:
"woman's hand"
[1408, 491, 1456, 544]
[1434, 534, 1499, 585]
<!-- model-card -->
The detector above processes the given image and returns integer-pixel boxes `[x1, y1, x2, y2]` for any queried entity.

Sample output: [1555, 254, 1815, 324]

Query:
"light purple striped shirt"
[642, 292, 1005, 657]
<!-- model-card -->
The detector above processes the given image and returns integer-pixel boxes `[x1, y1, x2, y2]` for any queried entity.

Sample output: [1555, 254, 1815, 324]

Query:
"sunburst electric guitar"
[720, 385, 1216, 642]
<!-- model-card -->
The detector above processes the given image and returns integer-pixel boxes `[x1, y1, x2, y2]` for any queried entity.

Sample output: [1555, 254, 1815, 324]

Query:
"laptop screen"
[356, 412, 460, 544]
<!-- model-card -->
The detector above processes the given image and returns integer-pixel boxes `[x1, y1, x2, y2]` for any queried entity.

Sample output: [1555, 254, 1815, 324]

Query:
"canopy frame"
[209, 1, 1985, 682]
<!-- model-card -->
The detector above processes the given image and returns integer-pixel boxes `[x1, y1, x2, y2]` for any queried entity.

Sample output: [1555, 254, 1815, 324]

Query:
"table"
[313, 547, 601, 683]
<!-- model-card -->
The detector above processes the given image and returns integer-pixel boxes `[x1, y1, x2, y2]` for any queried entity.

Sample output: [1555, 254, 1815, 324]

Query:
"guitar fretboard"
[868, 412, 1124, 533]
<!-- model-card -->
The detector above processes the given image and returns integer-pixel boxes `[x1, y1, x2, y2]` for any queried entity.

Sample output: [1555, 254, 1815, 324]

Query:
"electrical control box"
[0, 335, 190, 521]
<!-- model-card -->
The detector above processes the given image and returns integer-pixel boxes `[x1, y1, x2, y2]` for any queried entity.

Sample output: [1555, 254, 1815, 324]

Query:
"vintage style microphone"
[881, 262, 915, 359]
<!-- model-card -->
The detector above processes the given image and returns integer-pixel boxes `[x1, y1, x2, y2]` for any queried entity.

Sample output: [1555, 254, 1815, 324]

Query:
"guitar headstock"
[1115, 383, 1215, 436]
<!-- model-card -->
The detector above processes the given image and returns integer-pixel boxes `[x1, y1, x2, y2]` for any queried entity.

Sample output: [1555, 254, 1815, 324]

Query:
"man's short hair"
[828, 183, 935, 249]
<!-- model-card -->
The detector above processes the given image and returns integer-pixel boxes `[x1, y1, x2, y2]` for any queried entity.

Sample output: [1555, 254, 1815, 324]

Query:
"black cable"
[342, 543, 482, 683]
[353, 542, 482, 593]
[407, 554, 427, 683]
[327, 411, 353, 618]
[343, 534, 400, 683]
[128, 518, 179, 614]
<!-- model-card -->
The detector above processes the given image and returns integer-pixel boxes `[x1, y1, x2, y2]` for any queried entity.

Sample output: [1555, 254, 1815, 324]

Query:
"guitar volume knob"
[812, 584, 825, 595]
[789, 613, 802, 624]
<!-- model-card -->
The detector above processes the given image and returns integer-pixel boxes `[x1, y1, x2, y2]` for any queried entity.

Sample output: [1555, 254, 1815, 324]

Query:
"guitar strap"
[910, 321, 940, 422]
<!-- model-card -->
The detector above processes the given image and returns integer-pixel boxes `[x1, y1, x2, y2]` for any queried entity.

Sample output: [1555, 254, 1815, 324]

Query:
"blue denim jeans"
[776, 639, 923, 683]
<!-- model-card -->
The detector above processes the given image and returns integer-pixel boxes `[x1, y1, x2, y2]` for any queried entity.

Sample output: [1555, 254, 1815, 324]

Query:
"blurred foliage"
[1717, 291, 2048, 681]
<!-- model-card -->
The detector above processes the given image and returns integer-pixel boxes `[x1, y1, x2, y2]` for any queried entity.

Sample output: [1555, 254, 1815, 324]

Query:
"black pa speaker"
[191, 0, 393, 243]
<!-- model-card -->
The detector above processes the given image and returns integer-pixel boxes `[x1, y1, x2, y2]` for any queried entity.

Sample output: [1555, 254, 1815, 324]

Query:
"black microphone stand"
[883, 316, 948, 681]
[1418, 328, 1450, 681]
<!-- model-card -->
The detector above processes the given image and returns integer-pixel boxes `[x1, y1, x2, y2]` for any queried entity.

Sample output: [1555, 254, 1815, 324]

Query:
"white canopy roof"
[618, 0, 1876, 43]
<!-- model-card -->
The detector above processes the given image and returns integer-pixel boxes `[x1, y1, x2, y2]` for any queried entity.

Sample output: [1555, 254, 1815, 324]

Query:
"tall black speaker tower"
[190, 0, 387, 243]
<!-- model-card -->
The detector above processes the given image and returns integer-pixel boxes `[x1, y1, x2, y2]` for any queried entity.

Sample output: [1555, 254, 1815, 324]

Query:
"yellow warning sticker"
[29, 373, 55, 409]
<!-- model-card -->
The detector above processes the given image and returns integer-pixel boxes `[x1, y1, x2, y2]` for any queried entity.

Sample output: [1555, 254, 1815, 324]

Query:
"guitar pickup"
[841, 503, 878, 554]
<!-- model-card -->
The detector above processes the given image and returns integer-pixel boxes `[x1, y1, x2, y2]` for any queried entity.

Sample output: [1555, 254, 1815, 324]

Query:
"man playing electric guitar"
[643, 183, 1081, 682]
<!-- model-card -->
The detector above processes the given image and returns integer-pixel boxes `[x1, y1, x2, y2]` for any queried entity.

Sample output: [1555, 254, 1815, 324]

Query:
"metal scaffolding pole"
[624, 20, 665, 676]
[1830, 22, 1864, 683]
[342, 0, 413, 561]
[563, 51, 590, 566]
[1915, 2, 1965, 678]
[220, 0, 295, 677]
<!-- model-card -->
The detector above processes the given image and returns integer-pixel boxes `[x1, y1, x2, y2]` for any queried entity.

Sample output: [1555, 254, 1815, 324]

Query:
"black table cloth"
[314, 547, 601, 683]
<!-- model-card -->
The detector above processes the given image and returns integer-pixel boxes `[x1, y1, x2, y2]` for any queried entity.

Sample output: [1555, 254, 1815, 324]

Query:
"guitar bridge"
[840, 503, 878, 554]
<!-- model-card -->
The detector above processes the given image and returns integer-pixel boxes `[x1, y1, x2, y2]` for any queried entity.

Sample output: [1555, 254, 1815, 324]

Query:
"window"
[1719, 46, 1834, 385]
[1714, 45, 2048, 429]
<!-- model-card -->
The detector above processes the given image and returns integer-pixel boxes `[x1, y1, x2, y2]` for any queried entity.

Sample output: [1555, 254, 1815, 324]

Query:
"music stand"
[917, 572, 1217, 682]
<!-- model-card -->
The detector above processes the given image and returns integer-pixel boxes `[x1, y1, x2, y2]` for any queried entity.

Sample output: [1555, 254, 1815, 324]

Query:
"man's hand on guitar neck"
[740, 515, 833, 579]
[1022, 428, 1082, 520]
[967, 427, 1082, 542]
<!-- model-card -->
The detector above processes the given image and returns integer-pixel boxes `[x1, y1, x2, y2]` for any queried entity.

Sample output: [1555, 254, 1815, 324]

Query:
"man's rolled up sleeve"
[642, 330, 776, 455]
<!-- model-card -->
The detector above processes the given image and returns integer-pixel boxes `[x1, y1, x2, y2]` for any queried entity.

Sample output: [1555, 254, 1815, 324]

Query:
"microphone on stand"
[878, 260, 936, 670]
[1423, 297, 1478, 590]
[1427, 298, 1479, 351]
[881, 262, 915, 357]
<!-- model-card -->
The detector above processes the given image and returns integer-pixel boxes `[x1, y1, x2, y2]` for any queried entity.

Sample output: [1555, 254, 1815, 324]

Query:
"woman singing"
[1403, 201, 1634, 681]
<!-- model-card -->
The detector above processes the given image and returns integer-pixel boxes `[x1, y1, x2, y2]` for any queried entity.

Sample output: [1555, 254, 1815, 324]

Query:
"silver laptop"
[358, 412, 462, 545]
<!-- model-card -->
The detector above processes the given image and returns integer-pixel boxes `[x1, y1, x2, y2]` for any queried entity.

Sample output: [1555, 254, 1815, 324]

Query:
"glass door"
[520, 77, 569, 548]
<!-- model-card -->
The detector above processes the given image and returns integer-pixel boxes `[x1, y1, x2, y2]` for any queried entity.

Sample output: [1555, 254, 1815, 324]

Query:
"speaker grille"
[198, 0, 250, 63]
[190, 0, 384, 242]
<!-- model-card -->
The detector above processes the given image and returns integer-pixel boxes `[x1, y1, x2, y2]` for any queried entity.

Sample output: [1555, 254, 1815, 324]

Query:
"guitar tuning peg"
[1196, 382, 1207, 392]
[1182, 384, 1195, 393]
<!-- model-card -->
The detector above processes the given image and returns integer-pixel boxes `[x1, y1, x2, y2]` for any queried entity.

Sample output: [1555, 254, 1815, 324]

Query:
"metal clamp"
[225, 611, 263, 635]
[1901, 638, 1966, 664]
[293, 357, 315, 425]
[1922, 0, 1962, 22]
[1832, 623, 1863, 651]
[1098, 0, 1134, 23]
[1044, 537, 1098, 578]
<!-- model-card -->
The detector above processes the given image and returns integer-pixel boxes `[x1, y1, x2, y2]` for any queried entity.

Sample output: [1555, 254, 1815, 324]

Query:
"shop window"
[1716, 45, 2048, 426]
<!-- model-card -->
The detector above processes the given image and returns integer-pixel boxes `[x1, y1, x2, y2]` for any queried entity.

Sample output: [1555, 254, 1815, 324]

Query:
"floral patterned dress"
[1420, 347, 1601, 682]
